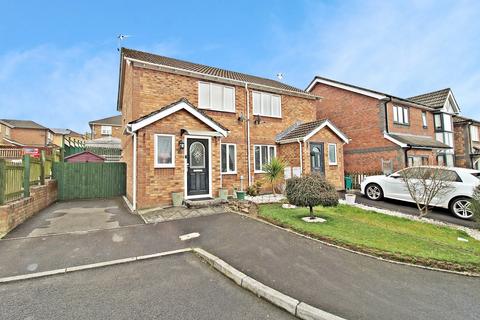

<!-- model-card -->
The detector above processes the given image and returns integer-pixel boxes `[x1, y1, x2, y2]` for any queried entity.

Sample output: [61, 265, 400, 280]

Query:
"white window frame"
[422, 111, 428, 128]
[471, 125, 479, 142]
[101, 125, 112, 135]
[5, 126, 10, 137]
[328, 143, 337, 165]
[221, 143, 237, 174]
[254, 144, 277, 173]
[393, 105, 409, 125]
[154, 134, 175, 168]
[252, 91, 282, 118]
[198, 81, 235, 113]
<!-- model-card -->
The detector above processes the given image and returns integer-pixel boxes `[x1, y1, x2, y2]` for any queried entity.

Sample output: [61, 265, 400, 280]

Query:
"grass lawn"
[258, 203, 480, 273]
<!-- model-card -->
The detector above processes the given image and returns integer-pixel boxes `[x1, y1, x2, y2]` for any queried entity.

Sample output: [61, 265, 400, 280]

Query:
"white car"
[360, 166, 480, 219]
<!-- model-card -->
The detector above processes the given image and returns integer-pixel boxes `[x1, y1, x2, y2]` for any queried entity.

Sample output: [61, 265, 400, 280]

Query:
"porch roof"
[276, 119, 349, 144]
[385, 133, 451, 149]
[127, 98, 229, 137]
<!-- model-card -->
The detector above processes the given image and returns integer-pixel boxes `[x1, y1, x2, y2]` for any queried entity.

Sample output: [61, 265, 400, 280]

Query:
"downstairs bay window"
[254, 145, 276, 172]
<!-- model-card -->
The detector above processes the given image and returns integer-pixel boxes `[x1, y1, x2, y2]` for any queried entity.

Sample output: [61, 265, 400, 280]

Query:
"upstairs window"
[198, 81, 235, 112]
[393, 105, 409, 125]
[254, 145, 276, 172]
[252, 91, 281, 118]
[471, 126, 479, 142]
[434, 114, 443, 131]
[422, 111, 428, 128]
[101, 125, 112, 135]
[5, 126, 10, 137]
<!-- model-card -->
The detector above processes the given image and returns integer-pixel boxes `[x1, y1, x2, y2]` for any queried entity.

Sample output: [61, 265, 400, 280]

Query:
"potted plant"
[236, 189, 246, 200]
[345, 190, 356, 205]
[171, 192, 184, 207]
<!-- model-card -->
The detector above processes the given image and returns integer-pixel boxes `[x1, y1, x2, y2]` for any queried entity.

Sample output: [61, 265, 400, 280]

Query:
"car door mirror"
[389, 173, 401, 179]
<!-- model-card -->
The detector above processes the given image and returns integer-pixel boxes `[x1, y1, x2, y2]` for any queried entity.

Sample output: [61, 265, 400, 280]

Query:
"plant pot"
[236, 191, 246, 200]
[345, 193, 356, 205]
[171, 192, 184, 207]
[219, 188, 228, 200]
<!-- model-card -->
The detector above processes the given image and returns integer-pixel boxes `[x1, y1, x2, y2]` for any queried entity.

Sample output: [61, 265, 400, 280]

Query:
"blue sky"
[1, 0, 479, 132]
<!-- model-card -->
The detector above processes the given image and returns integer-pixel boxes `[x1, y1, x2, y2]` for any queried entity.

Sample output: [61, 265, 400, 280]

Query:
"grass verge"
[258, 203, 480, 273]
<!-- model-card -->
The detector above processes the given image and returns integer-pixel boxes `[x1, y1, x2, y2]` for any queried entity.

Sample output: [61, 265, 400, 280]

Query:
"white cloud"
[263, 0, 480, 118]
[0, 45, 118, 132]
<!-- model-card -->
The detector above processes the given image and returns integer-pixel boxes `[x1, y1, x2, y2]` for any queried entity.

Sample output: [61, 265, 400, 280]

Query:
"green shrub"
[262, 158, 286, 195]
[246, 181, 263, 196]
[285, 174, 338, 218]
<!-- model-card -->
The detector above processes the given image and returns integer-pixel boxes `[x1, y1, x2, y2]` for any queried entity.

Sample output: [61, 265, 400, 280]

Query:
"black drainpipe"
[383, 97, 392, 133]
[404, 146, 412, 167]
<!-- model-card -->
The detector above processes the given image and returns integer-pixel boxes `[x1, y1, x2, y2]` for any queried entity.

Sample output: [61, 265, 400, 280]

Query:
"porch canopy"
[276, 119, 349, 144]
[384, 133, 451, 149]
[127, 98, 229, 137]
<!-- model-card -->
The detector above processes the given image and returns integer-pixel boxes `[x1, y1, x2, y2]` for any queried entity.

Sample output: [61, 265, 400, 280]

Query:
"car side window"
[436, 169, 462, 182]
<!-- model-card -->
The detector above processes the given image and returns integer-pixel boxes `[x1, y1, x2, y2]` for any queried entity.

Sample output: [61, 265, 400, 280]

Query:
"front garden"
[258, 203, 480, 273]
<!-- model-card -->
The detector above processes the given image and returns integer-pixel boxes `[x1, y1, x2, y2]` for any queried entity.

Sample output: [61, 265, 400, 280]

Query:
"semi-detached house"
[307, 77, 455, 175]
[117, 48, 348, 210]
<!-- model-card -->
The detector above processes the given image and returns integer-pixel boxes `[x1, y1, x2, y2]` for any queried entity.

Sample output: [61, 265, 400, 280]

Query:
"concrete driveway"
[4, 198, 143, 239]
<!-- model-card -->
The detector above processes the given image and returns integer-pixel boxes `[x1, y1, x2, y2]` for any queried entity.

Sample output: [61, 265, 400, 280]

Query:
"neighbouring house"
[0, 119, 54, 147]
[306, 77, 452, 175]
[0, 120, 13, 146]
[117, 48, 348, 210]
[50, 128, 84, 147]
[64, 151, 105, 163]
[453, 115, 480, 169]
[407, 88, 460, 166]
[89, 115, 122, 139]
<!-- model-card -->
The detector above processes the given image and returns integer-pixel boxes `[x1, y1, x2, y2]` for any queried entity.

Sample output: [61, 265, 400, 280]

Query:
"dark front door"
[310, 143, 325, 176]
[187, 138, 209, 196]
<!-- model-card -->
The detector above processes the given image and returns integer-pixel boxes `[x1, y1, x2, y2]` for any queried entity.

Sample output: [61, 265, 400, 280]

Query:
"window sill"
[252, 114, 282, 119]
[221, 172, 237, 175]
[393, 122, 410, 127]
[254, 170, 265, 174]
[154, 165, 175, 169]
[329, 163, 338, 166]
[198, 107, 236, 114]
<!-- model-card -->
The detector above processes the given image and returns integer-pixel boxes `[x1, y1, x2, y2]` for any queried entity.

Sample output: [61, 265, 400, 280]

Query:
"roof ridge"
[121, 47, 310, 95]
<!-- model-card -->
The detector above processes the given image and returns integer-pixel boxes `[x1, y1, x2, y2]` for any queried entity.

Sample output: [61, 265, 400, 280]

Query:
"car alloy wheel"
[366, 184, 382, 201]
[451, 198, 474, 219]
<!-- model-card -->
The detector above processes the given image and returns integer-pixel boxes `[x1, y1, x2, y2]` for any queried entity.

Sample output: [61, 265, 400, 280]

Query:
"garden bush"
[470, 184, 480, 227]
[285, 174, 338, 218]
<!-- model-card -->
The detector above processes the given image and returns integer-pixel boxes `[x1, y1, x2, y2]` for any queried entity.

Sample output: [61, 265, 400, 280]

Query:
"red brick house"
[453, 115, 480, 169]
[0, 119, 54, 147]
[306, 77, 452, 175]
[117, 48, 348, 210]
[89, 115, 122, 140]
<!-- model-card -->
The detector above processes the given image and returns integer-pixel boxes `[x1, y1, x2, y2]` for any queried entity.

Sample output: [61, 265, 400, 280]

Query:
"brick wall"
[91, 124, 122, 140]
[10, 128, 47, 146]
[454, 121, 469, 168]
[310, 82, 438, 173]
[0, 180, 57, 235]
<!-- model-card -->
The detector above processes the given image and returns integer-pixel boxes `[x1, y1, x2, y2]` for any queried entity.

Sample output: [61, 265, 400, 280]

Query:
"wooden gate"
[53, 162, 126, 200]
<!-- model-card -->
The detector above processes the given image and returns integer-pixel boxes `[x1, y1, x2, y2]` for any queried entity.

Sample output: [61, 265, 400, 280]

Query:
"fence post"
[0, 159, 5, 205]
[23, 155, 31, 198]
[40, 150, 46, 185]
[60, 148, 65, 162]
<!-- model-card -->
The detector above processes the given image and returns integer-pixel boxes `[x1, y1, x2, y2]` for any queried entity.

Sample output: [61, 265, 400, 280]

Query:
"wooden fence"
[0, 152, 55, 204]
[0, 147, 23, 159]
[64, 145, 121, 162]
[53, 162, 126, 201]
[345, 171, 384, 189]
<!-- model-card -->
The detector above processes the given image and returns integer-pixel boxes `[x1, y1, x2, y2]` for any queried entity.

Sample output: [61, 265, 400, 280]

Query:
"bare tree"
[399, 167, 456, 218]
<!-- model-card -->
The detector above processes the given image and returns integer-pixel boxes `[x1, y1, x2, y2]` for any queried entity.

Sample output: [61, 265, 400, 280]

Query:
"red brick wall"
[91, 124, 122, 140]
[10, 128, 47, 146]
[310, 82, 438, 173]
[0, 180, 57, 235]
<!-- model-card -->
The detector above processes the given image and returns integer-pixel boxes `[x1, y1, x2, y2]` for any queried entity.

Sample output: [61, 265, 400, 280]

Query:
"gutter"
[382, 97, 392, 133]
[404, 146, 412, 167]
[132, 131, 137, 211]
